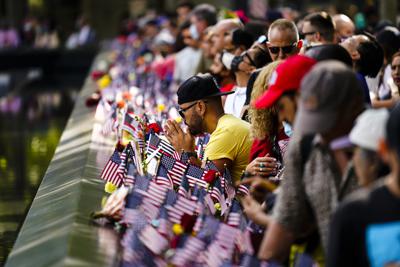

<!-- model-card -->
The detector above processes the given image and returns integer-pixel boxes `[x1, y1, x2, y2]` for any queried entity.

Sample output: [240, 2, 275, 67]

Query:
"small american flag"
[227, 199, 242, 227]
[139, 225, 169, 255]
[236, 229, 254, 255]
[186, 165, 208, 189]
[122, 112, 140, 137]
[223, 167, 236, 203]
[166, 196, 198, 224]
[100, 149, 123, 187]
[155, 163, 173, 189]
[140, 199, 159, 221]
[178, 175, 190, 198]
[164, 189, 177, 206]
[141, 181, 168, 207]
[156, 207, 171, 237]
[146, 133, 176, 159]
[236, 172, 250, 196]
[171, 236, 206, 266]
[160, 154, 187, 186]
[211, 178, 228, 214]
[102, 104, 118, 136]
[204, 223, 240, 267]
[125, 162, 136, 186]
[122, 207, 142, 225]
[117, 149, 127, 181]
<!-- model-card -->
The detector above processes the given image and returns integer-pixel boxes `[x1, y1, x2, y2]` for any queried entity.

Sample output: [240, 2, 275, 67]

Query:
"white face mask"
[189, 24, 199, 40]
[221, 52, 235, 70]
[283, 121, 293, 137]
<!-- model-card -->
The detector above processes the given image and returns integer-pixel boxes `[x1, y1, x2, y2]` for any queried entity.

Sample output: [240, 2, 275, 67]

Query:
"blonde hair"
[248, 60, 281, 140]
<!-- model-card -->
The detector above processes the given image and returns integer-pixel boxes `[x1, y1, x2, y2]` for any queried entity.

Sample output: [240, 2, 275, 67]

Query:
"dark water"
[0, 84, 79, 265]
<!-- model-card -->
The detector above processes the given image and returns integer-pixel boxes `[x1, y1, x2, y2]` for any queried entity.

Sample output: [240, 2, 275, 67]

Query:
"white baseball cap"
[349, 108, 389, 151]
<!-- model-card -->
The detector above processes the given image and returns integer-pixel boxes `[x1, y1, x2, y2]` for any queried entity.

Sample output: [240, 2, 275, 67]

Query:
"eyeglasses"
[242, 52, 257, 67]
[302, 31, 316, 36]
[268, 43, 297, 54]
[178, 100, 207, 118]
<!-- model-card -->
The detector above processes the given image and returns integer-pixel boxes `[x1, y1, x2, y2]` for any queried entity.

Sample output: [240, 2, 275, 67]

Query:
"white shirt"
[224, 86, 247, 118]
[368, 65, 399, 100]
[173, 47, 202, 83]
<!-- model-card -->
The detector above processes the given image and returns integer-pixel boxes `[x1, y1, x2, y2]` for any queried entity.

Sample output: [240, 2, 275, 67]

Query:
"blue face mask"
[283, 121, 293, 137]
[189, 24, 199, 40]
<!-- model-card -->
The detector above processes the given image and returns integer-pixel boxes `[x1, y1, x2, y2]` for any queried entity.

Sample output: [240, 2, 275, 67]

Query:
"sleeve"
[272, 139, 314, 236]
[204, 129, 235, 161]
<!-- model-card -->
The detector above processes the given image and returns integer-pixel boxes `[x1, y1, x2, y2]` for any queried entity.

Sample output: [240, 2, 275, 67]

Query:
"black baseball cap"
[386, 103, 400, 158]
[177, 73, 234, 105]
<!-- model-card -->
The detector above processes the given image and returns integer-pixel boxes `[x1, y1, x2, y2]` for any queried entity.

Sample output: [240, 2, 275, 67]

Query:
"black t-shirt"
[327, 181, 400, 267]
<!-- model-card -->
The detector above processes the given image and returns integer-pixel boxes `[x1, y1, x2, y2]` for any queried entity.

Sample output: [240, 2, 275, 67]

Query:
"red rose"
[204, 169, 218, 184]
[147, 123, 162, 134]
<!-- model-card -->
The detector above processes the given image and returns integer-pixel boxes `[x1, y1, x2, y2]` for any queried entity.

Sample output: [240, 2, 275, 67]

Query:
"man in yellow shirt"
[165, 73, 252, 183]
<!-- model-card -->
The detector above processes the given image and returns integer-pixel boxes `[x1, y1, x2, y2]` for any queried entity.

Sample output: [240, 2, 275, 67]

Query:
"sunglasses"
[268, 43, 297, 54]
[178, 100, 207, 118]
[242, 52, 257, 67]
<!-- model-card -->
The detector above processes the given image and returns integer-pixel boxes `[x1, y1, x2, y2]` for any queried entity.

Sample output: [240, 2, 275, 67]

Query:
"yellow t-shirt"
[204, 114, 252, 183]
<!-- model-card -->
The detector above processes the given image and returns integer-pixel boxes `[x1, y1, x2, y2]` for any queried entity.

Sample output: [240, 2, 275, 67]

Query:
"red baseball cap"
[254, 55, 317, 109]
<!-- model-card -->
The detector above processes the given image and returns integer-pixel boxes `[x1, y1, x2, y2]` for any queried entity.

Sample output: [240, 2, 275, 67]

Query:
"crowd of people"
[91, 1, 400, 266]
[0, 15, 95, 49]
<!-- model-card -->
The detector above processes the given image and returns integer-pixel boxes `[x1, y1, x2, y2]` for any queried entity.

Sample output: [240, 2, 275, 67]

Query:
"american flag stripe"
[211, 187, 222, 202]
[204, 193, 216, 214]
[157, 218, 170, 237]
[173, 151, 181, 160]
[237, 184, 250, 196]
[227, 213, 241, 227]
[195, 202, 204, 214]
[236, 230, 254, 254]
[122, 208, 142, 224]
[100, 150, 123, 186]
[141, 200, 159, 220]
[178, 187, 189, 198]
[139, 225, 169, 255]
[174, 198, 197, 214]
[110, 175, 123, 187]
[100, 160, 119, 180]
[137, 185, 167, 207]
[171, 237, 205, 265]
[117, 151, 127, 177]
[155, 176, 173, 189]
[193, 216, 203, 232]
[187, 177, 208, 188]
[166, 197, 197, 223]
[146, 183, 168, 204]
[125, 174, 135, 186]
